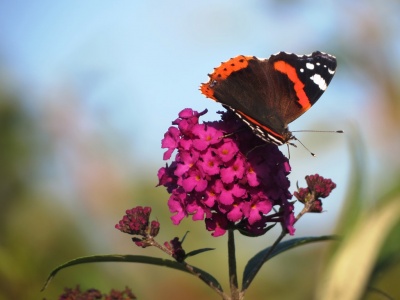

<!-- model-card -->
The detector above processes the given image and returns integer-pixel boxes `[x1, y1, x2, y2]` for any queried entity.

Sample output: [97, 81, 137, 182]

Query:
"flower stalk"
[228, 229, 240, 300]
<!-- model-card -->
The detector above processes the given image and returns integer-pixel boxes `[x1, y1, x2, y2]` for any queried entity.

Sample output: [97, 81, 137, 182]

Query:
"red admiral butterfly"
[200, 51, 337, 146]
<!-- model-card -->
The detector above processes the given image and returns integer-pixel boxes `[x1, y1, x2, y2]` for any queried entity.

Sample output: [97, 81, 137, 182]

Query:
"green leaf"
[315, 200, 400, 300]
[42, 254, 222, 292]
[242, 235, 338, 291]
[185, 247, 215, 258]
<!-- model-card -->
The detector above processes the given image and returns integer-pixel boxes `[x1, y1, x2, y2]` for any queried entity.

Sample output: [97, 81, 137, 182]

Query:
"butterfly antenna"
[292, 130, 344, 134]
[290, 130, 344, 156]
[291, 136, 316, 157]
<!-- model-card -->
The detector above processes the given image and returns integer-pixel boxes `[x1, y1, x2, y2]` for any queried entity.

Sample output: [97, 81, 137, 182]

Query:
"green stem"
[228, 229, 240, 300]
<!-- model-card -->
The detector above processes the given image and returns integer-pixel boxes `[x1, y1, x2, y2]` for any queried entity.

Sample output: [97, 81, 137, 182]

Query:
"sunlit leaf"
[316, 199, 400, 300]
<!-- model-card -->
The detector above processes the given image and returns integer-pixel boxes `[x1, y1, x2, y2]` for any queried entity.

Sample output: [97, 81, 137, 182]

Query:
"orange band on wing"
[273, 61, 311, 111]
[200, 83, 217, 100]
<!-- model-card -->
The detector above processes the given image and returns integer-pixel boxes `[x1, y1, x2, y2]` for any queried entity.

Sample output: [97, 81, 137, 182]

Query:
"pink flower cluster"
[158, 108, 295, 237]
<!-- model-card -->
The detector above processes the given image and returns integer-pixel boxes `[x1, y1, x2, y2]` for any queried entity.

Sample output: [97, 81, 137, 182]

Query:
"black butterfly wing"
[200, 51, 337, 142]
[202, 56, 295, 137]
[268, 51, 337, 125]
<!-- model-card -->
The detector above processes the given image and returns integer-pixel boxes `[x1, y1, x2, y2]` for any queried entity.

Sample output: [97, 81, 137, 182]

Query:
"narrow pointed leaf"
[42, 254, 222, 292]
[242, 235, 338, 291]
[186, 247, 215, 258]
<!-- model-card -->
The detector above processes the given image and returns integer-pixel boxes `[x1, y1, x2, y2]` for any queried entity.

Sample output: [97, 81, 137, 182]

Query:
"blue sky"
[0, 1, 350, 146]
[0, 0, 377, 230]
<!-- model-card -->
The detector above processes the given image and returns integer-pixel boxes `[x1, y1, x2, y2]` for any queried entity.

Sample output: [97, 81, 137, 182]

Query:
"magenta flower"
[161, 126, 180, 160]
[158, 108, 295, 237]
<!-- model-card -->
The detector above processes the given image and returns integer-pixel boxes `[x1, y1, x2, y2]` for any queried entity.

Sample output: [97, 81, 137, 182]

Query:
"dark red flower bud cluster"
[115, 206, 160, 247]
[58, 285, 136, 300]
[294, 174, 336, 213]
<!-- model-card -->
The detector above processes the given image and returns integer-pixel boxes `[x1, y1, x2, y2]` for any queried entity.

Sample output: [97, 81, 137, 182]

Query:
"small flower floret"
[164, 237, 186, 262]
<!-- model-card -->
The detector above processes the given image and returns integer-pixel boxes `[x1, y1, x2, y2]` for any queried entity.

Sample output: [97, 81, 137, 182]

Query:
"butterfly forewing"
[201, 51, 337, 144]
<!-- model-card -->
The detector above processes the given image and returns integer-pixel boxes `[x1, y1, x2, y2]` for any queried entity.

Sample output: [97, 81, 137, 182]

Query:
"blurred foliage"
[315, 134, 400, 300]
[0, 88, 32, 220]
[0, 78, 127, 300]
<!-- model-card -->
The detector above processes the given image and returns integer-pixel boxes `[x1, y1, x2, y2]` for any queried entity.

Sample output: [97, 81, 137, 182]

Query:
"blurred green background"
[0, 1, 399, 299]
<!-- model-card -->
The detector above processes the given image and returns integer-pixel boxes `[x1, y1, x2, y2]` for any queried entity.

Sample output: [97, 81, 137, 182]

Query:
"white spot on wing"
[306, 63, 314, 70]
[310, 74, 327, 90]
